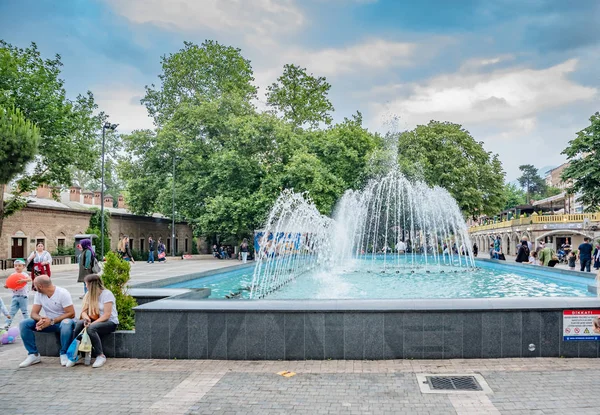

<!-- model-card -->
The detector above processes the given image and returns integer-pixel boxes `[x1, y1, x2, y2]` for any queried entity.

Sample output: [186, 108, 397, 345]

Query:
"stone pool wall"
[36, 298, 600, 359]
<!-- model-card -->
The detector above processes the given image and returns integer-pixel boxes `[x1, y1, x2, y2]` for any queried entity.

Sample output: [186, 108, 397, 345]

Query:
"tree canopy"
[0, 105, 40, 235]
[120, 41, 509, 242]
[396, 121, 505, 218]
[0, 41, 108, 218]
[517, 164, 547, 202]
[266, 64, 334, 129]
[561, 112, 600, 211]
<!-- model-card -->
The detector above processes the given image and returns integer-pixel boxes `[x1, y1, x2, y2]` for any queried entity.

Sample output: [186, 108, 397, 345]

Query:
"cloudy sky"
[1, 0, 598, 180]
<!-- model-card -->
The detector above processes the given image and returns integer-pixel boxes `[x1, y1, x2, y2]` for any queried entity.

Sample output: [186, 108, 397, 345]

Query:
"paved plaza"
[2, 258, 600, 414]
[2, 344, 600, 414]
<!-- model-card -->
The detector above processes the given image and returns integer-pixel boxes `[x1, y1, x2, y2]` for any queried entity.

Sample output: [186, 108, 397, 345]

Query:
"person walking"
[148, 237, 156, 264]
[594, 243, 600, 270]
[515, 240, 530, 263]
[578, 237, 594, 273]
[240, 239, 250, 264]
[121, 236, 135, 263]
[78, 239, 95, 299]
[26, 242, 52, 289]
[68, 274, 119, 368]
[472, 243, 478, 257]
[493, 236, 501, 260]
[538, 243, 556, 267]
[18, 276, 76, 368]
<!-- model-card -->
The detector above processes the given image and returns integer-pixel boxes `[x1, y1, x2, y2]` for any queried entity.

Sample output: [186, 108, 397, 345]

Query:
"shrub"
[130, 249, 148, 261]
[192, 238, 199, 254]
[52, 246, 75, 256]
[101, 251, 137, 330]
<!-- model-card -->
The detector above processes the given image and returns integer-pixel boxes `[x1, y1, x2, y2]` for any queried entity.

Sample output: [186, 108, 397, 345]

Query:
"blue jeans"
[148, 250, 155, 263]
[6, 296, 29, 327]
[19, 318, 76, 355]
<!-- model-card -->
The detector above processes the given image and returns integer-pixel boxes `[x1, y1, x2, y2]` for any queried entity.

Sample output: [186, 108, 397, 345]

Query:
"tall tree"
[0, 105, 40, 236]
[142, 40, 257, 127]
[502, 183, 526, 210]
[561, 112, 600, 211]
[0, 41, 107, 219]
[397, 121, 505, 218]
[517, 164, 547, 202]
[266, 64, 334, 129]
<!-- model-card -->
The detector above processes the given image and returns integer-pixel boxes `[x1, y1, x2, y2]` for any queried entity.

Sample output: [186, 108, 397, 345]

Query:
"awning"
[532, 192, 567, 207]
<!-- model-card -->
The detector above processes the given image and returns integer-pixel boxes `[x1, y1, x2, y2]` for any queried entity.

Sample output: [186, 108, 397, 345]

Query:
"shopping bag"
[158, 252, 166, 259]
[67, 330, 83, 362]
[78, 328, 92, 353]
[92, 257, 102, 274]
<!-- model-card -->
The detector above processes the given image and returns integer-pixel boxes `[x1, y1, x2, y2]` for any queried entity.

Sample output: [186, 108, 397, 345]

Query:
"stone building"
[1, 185, 203, 259]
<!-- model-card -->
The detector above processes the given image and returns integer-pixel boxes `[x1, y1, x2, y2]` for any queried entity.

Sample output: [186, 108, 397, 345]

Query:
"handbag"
[79, 328, 92, 353]
[26, 260, 34, 273]
[92, 257, 102, 274]
[67, 330, 83, 362]
[158, 252, 166, 259]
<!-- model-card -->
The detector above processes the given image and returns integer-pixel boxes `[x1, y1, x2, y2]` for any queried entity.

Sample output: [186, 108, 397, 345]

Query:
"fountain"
[250, 169, 474, 298]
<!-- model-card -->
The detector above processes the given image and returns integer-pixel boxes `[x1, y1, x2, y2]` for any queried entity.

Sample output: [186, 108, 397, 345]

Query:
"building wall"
[1, 206, 203, 258]
[1, 207, 91, 258]
[109, 215, 195, 254]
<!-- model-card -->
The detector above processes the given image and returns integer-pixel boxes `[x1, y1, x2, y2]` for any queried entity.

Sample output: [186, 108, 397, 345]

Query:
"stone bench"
[34, 330, 137, 359]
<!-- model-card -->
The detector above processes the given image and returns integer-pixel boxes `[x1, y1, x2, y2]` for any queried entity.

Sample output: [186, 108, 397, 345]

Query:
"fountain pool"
[164, 257, 594, 299]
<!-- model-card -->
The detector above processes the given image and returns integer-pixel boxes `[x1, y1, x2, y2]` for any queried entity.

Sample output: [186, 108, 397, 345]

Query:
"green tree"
[0, 41, 107, 222]
[517, 164, 547, 202]
[397, 121, 505, 218]
[87, 209, 111, 255]
[267, 64, 334, 129]
[561, 112, 600, 211]
[502, 183, 526, 210]
[0, 105, 40, 236]
[142, 40, 257, 126]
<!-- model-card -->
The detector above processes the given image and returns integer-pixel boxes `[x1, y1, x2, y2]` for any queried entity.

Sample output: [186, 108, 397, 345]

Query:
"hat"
[14, 259, 26, 265]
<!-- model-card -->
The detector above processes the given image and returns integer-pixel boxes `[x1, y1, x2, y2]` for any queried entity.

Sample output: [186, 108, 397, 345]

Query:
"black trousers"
[74, 320, 117, 356]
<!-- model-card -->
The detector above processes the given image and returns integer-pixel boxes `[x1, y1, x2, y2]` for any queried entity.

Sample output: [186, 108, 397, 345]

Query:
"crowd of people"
[491, 235, 600, 272]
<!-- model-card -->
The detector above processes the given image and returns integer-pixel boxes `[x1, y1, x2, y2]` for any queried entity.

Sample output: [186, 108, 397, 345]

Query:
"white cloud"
[94, 85, 154, 133]
[370, 58, 597, 128]
[289, 39, 416, 76]
[104, 0, 304, 38]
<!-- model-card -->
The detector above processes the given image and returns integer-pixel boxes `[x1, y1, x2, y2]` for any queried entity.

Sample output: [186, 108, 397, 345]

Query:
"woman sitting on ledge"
[67, 274, 119, 368]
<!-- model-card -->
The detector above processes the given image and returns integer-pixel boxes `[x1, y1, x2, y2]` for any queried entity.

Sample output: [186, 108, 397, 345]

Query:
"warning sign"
[563, 310, 600, 341]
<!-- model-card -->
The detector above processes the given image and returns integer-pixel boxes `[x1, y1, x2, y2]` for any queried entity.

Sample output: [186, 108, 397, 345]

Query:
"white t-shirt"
[34, 286, 73, 320]
[97, 289, 119, 325]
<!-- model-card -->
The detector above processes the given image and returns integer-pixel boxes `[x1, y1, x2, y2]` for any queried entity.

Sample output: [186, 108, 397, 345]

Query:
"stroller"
[557, 249, 567, 264]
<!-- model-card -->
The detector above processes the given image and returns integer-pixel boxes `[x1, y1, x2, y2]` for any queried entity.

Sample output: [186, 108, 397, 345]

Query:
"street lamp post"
[100, 122, 118, 260]
[172, 154, 176, 257]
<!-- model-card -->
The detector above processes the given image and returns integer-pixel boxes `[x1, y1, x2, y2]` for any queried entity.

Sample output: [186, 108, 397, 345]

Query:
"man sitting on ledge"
[18, 275, 76, 368]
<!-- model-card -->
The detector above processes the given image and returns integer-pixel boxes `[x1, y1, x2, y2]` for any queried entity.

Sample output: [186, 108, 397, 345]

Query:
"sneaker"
[92, 355, 107, 368]
[19, 354, 41, 368]
[65, 359, 78, 368]
[60, 354, 68, 366]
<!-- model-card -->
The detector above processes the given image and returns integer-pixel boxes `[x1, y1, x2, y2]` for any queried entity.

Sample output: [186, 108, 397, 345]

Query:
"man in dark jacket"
[148, 237, 156, 264]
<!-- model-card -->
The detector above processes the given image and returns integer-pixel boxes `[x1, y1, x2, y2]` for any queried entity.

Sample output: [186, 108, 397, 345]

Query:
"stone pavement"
[1, 257, 242, 326]
[1, 343, 600, 415]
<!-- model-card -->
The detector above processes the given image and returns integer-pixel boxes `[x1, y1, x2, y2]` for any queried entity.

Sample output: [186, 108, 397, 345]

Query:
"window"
[36, 238, 45, 247]
[140, 239, 145, 252]
[175, 238, 179, 254]
[185, 238, 189, 253]
[57, 238, 65, 248]
[167, 238, 171, 254]
[130, 238, 135, 250]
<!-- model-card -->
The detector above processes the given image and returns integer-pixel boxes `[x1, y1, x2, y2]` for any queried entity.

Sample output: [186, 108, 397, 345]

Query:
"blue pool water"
[165, 257, 595, 300]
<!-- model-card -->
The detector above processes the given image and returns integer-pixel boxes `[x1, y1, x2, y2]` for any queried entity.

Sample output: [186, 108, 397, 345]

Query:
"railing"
[469, 212, 600, 233]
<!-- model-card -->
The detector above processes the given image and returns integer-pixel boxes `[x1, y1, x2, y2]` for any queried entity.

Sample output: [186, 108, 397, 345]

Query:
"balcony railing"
[469, 212, 600, 233]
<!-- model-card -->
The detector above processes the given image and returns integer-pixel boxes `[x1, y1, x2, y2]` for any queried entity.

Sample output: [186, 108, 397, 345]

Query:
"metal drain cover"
[427, 376, 482, 391]
[416, 374, 493, 394]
